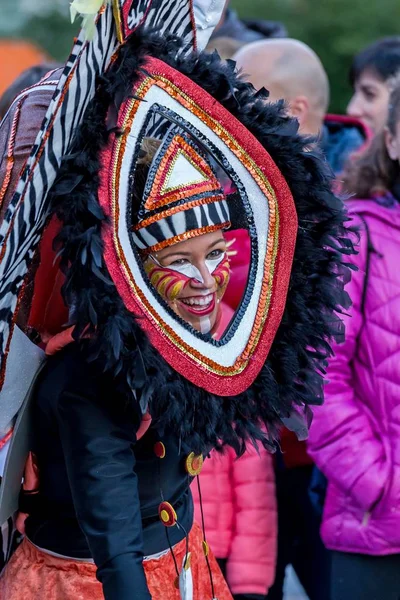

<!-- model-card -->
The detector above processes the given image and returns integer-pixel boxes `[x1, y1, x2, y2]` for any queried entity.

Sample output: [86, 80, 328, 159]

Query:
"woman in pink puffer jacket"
[192, 444, 276, 600]
[308, 85, 400, 600]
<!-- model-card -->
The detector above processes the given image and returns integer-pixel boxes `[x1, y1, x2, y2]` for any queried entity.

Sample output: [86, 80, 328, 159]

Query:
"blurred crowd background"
[1, 0, 400, 111]
[2, 2, 400, 600]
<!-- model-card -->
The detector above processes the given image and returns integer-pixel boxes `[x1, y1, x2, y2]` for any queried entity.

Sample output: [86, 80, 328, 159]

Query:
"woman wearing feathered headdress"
[0, 2, 352, 598]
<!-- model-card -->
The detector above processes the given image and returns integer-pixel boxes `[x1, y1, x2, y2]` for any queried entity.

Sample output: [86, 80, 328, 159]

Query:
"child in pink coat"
[192, 444, 277, 600]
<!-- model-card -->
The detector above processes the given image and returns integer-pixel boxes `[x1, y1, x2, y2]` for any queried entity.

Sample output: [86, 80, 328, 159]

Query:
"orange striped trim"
[140, 222, 231, 254]
[131, 194, 226, 231]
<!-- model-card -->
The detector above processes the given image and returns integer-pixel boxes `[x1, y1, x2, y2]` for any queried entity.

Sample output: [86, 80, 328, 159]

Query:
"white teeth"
[181, 294, 213, 307]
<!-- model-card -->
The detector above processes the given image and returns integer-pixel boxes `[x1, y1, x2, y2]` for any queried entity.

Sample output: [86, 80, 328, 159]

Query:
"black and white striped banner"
[0, 0, 224, 391]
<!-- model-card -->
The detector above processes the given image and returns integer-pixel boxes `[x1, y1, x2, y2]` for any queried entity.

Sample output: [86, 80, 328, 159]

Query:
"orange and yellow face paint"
[143, 260, 191, 303]
[143, 254, 231, 335]
[213, 257, 230, 300]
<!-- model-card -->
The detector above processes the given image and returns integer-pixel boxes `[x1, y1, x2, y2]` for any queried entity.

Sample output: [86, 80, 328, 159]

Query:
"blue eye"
[207, 249, 224, 260]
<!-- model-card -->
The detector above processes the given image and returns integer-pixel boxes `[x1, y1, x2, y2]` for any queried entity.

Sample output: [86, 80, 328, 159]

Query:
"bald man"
[234, 39, 370, 174]
[233, 39, 328, 135]
[234, 38, 329, 135]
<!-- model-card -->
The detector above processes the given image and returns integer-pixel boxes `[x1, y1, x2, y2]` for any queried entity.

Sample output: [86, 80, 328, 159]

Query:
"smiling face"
[347, 70, 392, 134]
[143, 230, 230, 334]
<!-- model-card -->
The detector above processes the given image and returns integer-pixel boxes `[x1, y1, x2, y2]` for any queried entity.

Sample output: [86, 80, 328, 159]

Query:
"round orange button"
[158, 501, 177, 527]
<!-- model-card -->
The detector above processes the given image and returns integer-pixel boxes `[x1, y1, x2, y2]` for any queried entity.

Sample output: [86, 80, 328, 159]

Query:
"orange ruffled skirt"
[0, 522, 232, 599]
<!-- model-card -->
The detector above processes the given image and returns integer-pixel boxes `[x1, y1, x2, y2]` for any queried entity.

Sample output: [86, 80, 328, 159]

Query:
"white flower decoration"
[70, 0, 111, 39]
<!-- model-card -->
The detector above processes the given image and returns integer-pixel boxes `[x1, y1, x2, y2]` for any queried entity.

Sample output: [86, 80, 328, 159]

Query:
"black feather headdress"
[49, 31, 354, 455]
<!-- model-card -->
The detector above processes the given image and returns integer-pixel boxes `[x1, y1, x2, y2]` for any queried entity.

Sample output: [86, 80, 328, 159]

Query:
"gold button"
[158, 501, 177, 527]
[185, 452, 204, 476]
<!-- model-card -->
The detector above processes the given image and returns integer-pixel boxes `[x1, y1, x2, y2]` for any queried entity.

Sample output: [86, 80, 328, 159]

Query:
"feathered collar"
[49, 31, 353, 456]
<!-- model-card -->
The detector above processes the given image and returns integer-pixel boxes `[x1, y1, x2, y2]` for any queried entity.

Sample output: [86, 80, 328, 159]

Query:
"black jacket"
[25, 344, 193, 599]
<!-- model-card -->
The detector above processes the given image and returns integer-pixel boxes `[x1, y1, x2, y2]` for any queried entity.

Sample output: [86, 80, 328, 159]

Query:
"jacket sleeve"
[307, 215, 390, 512]
[226, 445, 277, 597]
[56, 370, 151, 600]
[0, 71, 60, 224]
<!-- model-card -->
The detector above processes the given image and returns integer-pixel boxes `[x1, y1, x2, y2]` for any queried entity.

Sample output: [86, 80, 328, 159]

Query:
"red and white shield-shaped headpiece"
[97, 56, 297, 396]
[0, 0, 226, 423]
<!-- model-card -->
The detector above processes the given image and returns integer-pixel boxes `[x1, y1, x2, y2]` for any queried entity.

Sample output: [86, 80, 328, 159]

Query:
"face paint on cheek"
[167, 262, 204, 283]
[144, 261, 190, 303]
[213, 257, 231, 298]
[144, 254, 228, 335]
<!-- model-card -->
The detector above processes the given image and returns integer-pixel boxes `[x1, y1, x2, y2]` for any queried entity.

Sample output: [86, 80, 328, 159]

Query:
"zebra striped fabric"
[0, 0, 224, 393]
[0, 4, 117, 388]
[0, 0, 225, 572]
[132, 199, 231, 250]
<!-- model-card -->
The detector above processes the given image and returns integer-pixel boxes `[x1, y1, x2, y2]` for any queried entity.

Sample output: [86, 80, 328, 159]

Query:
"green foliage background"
[18, 13, 79, 68]
[232, 0, 400, 112]
[3, 0, 400, 112]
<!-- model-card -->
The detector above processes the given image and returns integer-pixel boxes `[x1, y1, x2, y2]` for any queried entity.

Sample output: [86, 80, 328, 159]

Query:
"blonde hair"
[137, 137, 161, 166]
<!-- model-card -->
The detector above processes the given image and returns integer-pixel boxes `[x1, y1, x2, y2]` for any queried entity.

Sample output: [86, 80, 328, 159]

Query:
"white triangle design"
[163, 151, 207, 192]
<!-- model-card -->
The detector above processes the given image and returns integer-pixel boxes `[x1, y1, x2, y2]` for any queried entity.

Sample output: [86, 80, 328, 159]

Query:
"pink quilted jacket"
[192, 444, 277, 596]
[308, 196, 400, 555]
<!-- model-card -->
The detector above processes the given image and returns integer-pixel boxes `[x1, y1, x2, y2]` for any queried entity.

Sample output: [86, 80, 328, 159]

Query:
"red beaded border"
[99, 59, 298, 395]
